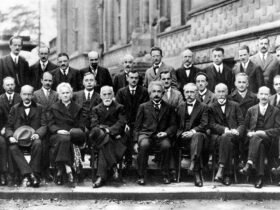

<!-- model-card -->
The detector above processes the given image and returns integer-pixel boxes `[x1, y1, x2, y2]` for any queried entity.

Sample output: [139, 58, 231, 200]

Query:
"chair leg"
[233, 158, 238, 184]
[177, 149, 182, 183]
[212, 154, 216, 182]
[91, 148, 96, 183]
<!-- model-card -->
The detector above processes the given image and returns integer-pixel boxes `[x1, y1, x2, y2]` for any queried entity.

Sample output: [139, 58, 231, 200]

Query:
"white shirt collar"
[42, 86, 50, 94]
[5, 92, 14, 99]
[238, 90, 247, 98]
[84, 89, 94, 96]
[154, 62, 162, 68]
[241, 60, 250, 69]
[10, 53, 19, 61]
[60, 67, 69, 75]
[184, 64, 192, 69]
[199, 89, 207, 96]
[62, 101, 71, 107]
[213, 63, 223, 71]
[23, 102, 32, 107]
[259, 103, 268, 109]
[259, 52, 268, 59]
[129, 85, 137, 91]
[40, 60, 48, 66]
[217, 99, 226, 105]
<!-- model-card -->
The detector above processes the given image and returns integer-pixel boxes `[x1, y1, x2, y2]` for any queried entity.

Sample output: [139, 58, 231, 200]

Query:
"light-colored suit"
[162, 88, 184, 108]
[144, 62, 177, 88]
[33, 88, 58, 111]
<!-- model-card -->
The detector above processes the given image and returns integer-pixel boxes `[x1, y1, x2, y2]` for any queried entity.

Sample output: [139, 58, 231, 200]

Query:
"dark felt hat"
[70, 128, 86, 146]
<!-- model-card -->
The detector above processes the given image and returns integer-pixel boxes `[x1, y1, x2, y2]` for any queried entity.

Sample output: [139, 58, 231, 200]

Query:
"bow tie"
[153, 65, 159, 70]
[218, 103, 226, 106]
[187, 103, 193, 106]
[24, 105, 31, 109]
[185, 67, 191, 70]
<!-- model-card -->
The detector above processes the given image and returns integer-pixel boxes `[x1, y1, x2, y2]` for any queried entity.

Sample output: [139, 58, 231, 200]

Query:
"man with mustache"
[5, 85, 47, 187]
[33, 72, 58, 181]
[195, 72, 216, 105]
[51, 53, 82, 91]
[144, 47, 177, 89]
[134, 81, 176, 185]
[251, 36, 280, 92]
[89, 86, 127, 188]
[0, 77, 21, 185]
[233, 45, 264, 94]
[80, 51, 112, 93]
[0, 36, 31, 93]
[210, 83, 244, 186]
[240, 86, 280, 188]
[30, 46, 58, 90]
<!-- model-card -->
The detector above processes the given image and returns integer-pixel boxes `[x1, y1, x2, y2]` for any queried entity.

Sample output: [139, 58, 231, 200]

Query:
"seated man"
[209, 83, 244, 186]
[240, 86, 280, 188]
[5, 85, 47, 187]
[176, 83, 208, 187]
[134, 81, 176, 185]
[89, 86, 127, 188]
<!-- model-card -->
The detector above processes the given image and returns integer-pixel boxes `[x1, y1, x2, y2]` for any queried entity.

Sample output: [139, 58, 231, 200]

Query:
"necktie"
[217, 66, 221, 74]
[187, 103, 193, 106]
[42, 63, 46, 71]
[262, 54, 266, 63]
[260, 107, 266, 116]
[199, 94, 204, 102]
[8, 95, 12, 105]
[87, 92, 91, 101]
[46, 90, 50, 98]
[131, 90, 135, 95]
[14, 57, 17, 65]
[153, 65, 159, 75]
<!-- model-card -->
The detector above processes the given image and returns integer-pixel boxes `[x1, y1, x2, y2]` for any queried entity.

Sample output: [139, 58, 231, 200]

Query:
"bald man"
[5, 85, 47, 187]
[80, 51, 112, 93]
[176, 49, 202, 93]
[240, 86, 280, 188]
[209, 83, 244, 186]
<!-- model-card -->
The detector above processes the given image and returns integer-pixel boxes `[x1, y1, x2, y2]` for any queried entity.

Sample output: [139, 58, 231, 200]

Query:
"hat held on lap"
[13, 125, 35, 147]
[70, 128, 86, 146]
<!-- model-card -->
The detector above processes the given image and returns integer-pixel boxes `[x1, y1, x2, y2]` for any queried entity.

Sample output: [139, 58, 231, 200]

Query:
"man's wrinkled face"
[123, 58, 133, 72]
[184, 85, 197, 103]
[58, 56, 69, 70]
[273, 77, 280, 94]
[10, 38, 22, 56]
[151, 50, 162, 65]
[41, 73, 53, 90]
[215, 86, 228, 100]
[212, 50, 223, 65]
[83, 74, 95, 91]
[101, 88, 114, 106]
[235, 75, 248, 93]
[39, 47, 49, 63]
[160, 73, 172, 89]
[182, 50, 193, 66]
[150, 85, 163, 102]
[258, 38, 269, 54]
[196, 75, 208, 92]
[21, 87, 33, 104]
[3, 79, 15, 94]
[127, 72, 139, 87]
[257, 87, 270, 104]
[239, 49, 249, 64]
[89, 53, 99, 69]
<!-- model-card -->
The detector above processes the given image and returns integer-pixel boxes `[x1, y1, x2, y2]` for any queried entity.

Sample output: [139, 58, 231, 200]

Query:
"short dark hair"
[150, 46, 163, 56]
[259, 35, 269, 43]
[9, 36, 23, 46]
[57, 52, 69, 60]
[127, 70, 139, 76]
[212, 47, 224, 54]
[195, 72, 208, 82]
[159, 71, 171, 79]
[239, 45, 250, 53]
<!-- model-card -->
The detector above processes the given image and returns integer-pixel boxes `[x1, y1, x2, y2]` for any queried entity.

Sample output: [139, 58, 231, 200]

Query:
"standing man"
[0, 77, 21, 185]
[5, 85, 47, 187]
[0, 36, 30, 93]
[144, 47, 177, 89]
[89, 86, 127, 188]
[134, 81, 176, 185]
[195, 72, 216, 105]
[233, 45, 264, 93]
[176, 83, 208, 187]
[176, 49, 201, 93]
[240, 86, 280, 188]
[80, 51, 112, 93]
[113, 54, 134, 93]
[204, 47, 234, 93]
[73, 72, 101, 130]
[251, 36, 279, 89]
[209, 83, 244, 186]
[30, 46, 58, 90]
[160, 71, 184, 108]
[51, 53, 82, 91]
[116, 70, 149, 168]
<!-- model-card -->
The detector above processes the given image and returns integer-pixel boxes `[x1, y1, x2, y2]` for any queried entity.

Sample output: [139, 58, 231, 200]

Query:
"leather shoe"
[239, 163, 252, 176]
[56, 169, 63, 185]
[44, 171, 54, 182]
[67, 172, 75, 188]
[214, 167, 224, 182]
[136, 177, 145, 185]
[170, 171, 177, 182]
[112, 166, 119, 180]
[0, 174, 7, 186]
[163, 176, 170, 184]
[29, 173, 40, 188]
[92, 177, 104, 188]
[194, 172, 203, 187]
[223, 176, 231, 186]
[255, 176, 263, 189]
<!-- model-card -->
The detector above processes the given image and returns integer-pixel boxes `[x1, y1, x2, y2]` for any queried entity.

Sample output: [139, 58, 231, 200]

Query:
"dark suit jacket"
[0, 55, 30, 93]
[203, 63, 234, 93]
[144, 62, 177, 89]
[80, 66, 113, 93]
[48, 101, 85, 134]
[0, 93, 21, 130]
[196, 89, 216, 105]
[30, 60, 58, 90]
[245, 104, 280, 138]
[116, 86, 149, 126]
[176, 65, 201, 92]
[232, 61, 264, 93]
[269, 94, 280, 109]
[51, 67, 82, 91]
[229, 90, 258, 116]
[134, 100, 177, 142]
[90, 101, 127, 137]
[162, 88, 184, 108]
[73, 90, 101, 128]
[113, 72, 128, 94]
[176, 101, 208, 138]
[5, 101, 47, 139]
[209, 100, 245, 135]
[33, 88, 58, 111]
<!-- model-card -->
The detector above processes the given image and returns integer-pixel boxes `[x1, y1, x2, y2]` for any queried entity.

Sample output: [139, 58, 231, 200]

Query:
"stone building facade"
[55, 0, 280, 75]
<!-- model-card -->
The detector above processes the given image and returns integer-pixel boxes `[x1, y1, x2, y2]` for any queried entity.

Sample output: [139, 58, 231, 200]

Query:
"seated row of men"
[1, 67, 280, 189]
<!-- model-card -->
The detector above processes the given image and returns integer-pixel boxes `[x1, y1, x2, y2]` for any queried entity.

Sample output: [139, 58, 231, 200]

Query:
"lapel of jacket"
[7, 55, 17, 78]
[158, 101, 167, 122]
[190, 101, 200, 127]
[179, 103, 187, 128]
[246, 61, 254, 75]
[148, 66, 158, 80]
[270, 94, 277, 106]
[213, 102, 224, 122]
[225, 101, 232, 120]
[204, 90, 211, 104]
[264, 53, 273, 70]
[264, 104, 273, 124]
[49, 90, 58, 104]
[148, 101, 158, 120]
[39, 88, 48, 104]
[250, 105, 259, 130]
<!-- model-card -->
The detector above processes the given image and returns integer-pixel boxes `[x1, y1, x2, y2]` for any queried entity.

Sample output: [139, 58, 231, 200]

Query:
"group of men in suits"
[1, 34, 280, 189]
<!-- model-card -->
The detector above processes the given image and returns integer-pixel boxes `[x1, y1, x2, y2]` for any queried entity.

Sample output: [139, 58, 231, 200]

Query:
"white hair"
[56, 82, 73, 98]
[100, 86, 114, 96]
